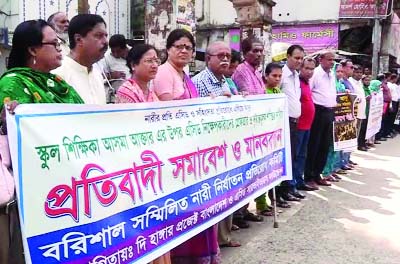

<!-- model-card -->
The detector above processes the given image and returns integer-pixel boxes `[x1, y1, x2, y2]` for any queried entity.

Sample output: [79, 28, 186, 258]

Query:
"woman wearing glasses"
[153, 29, 220, 264]
[116, 44, 160, 104]
[153, 29, 198, 101]
[0, 19, 83, 264]
[0, 19, 83, 108]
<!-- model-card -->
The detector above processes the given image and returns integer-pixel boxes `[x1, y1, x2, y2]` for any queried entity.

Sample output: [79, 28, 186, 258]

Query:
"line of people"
[0, 12, 397, 264]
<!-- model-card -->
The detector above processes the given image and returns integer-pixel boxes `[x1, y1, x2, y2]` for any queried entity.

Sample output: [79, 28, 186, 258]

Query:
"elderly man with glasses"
[193, 41, 232, 97]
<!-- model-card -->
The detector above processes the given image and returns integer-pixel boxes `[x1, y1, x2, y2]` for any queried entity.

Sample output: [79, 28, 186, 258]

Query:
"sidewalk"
[221, 137, 400, 264]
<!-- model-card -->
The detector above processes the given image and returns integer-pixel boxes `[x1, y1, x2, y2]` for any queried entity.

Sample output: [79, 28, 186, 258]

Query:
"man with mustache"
[193, 41, 232, 97]
[53, 14, 108, 104]
[47, 12, 70, 56]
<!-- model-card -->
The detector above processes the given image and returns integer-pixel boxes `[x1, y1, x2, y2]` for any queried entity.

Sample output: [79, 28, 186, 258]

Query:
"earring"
[33, 57, 36, 65]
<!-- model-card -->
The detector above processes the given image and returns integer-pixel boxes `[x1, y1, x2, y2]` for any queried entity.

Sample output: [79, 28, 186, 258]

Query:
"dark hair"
[384, 72, 392, 79]
[377, 74, 385, 81]
[287, 44, 304, 56]
[166, 29, 195, 50]
[109, 34, 127, 49]
[231, 50, 242, 64]
[302, 56, 316, 67]
[126, 44, 157, 73]
[7, 19, 49, 69]
[353, 64, 362, 71]
[340, 59, 352, 67]
[68, 14, 106, 49]
[390, 73, 398, 81]
[241, 37, 262, 55]
[265, 62, 282, 76]
[47, 12, 61, 29]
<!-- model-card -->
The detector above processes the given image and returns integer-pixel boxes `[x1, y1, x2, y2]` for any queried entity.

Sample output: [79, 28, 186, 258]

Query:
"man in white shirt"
[280, 45, 306, 202]
[387, 73, 399, 135]
[47, 12, 70, 56]
[97, 34, 131, 103]
[53, 14, 108, 104]
[304, 50, 337, 188]
[98, 34, 130, 80]
[349, 65, 368, 151]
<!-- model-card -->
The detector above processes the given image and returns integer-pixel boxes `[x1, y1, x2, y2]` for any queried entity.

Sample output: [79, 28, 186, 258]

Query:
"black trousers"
[357, 119, 368, 148]
[304, 105, 334, 182]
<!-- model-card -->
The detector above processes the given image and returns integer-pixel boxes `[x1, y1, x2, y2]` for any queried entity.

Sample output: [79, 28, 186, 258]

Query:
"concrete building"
[272, 0, 400, 73]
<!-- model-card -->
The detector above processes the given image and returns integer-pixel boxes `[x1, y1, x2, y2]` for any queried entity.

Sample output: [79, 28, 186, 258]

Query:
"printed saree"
[0, 67, 83, 109]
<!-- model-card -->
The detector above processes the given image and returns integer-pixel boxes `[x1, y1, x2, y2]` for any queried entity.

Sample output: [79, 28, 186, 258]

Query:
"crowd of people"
[0, 11, 399, 264]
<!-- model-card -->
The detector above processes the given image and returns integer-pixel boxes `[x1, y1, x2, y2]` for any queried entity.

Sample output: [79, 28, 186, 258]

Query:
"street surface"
[222, 138, 400, 264]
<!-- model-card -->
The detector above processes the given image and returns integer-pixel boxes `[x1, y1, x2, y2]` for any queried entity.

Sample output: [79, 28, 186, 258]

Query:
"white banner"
[366, 92, 383, 139]
[7, 95, 292, 264]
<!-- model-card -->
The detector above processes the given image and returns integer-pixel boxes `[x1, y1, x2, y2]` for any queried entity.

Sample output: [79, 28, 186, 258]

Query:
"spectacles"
[41, 41, 62, 49]
[208, 53, 232, 60]
[143, 58, 161, 65]
[172, 44, 193, 51]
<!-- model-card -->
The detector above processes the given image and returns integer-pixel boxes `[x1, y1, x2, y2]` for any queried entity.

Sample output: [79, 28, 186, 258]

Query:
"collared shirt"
[232, 61, 264, 95]
[349, 77, 366, 119]
[192, 67, 230, 97]
[310, 65, 337, 108]
[53, 56, 106, 104]
[281, 64, 301, 118]
[298, 77, 315, 130]
[342, 78, 354, 92]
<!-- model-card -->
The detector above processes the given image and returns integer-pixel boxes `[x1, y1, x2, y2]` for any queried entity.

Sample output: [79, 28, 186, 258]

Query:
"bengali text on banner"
[6, 94, 292, 264]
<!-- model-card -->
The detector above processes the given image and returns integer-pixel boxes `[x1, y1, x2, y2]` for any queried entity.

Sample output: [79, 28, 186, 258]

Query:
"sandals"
[220, 241, 241, 248]
[233, 219, 250, 229]
[257, 209, 274, 217]
[243, 212, 263, 222]
[277, 201, 291, 208]
[231, 224, 240, 231]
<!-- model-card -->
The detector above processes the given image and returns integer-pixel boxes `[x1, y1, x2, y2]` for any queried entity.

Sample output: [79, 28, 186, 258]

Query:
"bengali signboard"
[333, 93, 358, 151]
[339, 0, 389, 18]
[7, 95, 292, 264]
[271, 24, 339, 54]
[366, 92, 383, 139]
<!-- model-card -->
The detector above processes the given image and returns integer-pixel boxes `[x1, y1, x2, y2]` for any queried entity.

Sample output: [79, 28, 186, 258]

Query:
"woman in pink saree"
[116, 44, 170, 264]
[153, 29, 221, 264]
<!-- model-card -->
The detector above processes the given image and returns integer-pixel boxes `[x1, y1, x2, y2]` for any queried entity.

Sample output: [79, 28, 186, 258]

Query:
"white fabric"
[388, 82, 399, 101]
[53, 56, 106, 104]
[349, 77, 366, 119]
[0, 135, 14, 205]
[97, 51, 130, 79]
[281, 64, 301, 118]
[310, 65, 337, 108]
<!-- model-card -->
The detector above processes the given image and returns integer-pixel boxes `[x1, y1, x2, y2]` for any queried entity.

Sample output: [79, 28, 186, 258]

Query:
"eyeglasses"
[41, 41, 62, 49]
[143, 58, 161, 65]
[172, 44, 194, 52]
[208, 53, 232, 60]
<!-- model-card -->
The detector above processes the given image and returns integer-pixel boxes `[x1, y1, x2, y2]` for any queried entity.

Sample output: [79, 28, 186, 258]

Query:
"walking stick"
[272, 187, 279, 228]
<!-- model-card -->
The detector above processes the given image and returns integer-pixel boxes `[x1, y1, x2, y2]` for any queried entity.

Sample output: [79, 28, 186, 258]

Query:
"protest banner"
[333, 93, 358, 151]
[366, 92, 383, 139]
[6, 95, 292, 264]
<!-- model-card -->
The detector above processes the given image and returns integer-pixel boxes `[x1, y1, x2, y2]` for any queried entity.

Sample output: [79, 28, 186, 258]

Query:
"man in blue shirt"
[193, 41, 232, 98]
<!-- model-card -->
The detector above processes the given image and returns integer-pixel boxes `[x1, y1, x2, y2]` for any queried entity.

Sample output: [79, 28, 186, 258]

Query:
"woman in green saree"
[0, 19, 83, 264]
[0, 19, 83, 117]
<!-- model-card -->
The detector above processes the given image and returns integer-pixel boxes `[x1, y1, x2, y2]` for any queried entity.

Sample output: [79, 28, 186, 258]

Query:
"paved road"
[221, 137, 400, 264]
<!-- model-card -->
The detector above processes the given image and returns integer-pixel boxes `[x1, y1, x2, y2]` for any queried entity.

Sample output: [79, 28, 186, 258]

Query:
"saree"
[170, 74, 221, 264]
[0, 67, 83, 108]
